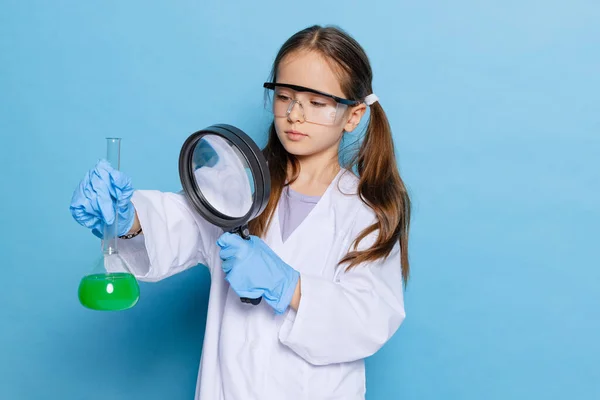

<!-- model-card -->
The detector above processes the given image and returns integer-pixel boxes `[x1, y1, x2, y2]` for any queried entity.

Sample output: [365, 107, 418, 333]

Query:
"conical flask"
[78, 138, 140, 311]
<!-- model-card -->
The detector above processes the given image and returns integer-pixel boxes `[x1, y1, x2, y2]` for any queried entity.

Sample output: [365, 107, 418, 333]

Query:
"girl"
[70, 25, 411, 400]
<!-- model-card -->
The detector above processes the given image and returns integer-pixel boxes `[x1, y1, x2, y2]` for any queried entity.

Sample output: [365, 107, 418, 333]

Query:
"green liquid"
[78, 273, 140, 311]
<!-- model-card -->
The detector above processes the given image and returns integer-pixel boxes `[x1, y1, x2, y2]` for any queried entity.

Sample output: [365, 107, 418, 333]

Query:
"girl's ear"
[344, 103, 367, 133]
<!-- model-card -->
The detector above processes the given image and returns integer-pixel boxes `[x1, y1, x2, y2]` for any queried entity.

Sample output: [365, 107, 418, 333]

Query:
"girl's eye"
[276, 94, 291, 102]
[310, 101, 326, 107]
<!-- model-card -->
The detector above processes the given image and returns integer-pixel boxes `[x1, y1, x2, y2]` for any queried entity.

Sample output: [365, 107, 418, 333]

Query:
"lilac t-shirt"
[278, 185, 321, 243]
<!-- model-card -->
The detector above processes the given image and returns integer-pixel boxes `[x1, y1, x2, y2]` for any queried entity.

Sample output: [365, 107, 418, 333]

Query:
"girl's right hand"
[70, 159, 136, 239]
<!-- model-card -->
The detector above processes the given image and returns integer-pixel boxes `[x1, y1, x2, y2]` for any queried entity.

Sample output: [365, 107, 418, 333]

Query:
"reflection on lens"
[192, 135, 254, 218]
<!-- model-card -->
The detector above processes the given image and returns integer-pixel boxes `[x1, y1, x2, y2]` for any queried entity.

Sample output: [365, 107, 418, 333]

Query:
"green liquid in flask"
[78, 273, 140, 311]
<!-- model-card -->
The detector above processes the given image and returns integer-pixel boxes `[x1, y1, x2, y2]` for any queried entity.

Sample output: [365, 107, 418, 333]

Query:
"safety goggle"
[263, 82, 360, 126]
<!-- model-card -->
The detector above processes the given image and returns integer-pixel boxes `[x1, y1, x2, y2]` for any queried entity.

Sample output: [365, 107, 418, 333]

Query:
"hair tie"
[364, 94, 379, 106]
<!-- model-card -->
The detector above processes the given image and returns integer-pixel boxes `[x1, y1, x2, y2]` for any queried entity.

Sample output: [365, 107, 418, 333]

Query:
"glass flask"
[78, 138, 140, 311]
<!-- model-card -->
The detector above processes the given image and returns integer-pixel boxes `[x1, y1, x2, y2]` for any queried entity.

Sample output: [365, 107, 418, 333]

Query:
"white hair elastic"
[364, 94, 379, 106]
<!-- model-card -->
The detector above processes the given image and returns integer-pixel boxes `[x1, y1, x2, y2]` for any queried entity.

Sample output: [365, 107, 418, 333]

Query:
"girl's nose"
[286, 100, 305, 123]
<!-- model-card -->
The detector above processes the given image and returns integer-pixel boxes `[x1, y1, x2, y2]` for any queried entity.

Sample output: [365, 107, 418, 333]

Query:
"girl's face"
[273, 50, 366, 160]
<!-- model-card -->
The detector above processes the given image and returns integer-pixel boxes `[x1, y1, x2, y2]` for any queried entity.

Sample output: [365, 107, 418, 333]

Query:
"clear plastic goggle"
[263, 82, 360, 126]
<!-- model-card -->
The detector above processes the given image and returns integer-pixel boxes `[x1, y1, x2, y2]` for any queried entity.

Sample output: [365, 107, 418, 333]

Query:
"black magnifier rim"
[179, 124, 271, 231]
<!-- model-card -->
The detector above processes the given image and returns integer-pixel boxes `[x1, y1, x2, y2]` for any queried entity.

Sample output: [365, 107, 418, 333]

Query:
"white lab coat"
[117, 168, 406, 400]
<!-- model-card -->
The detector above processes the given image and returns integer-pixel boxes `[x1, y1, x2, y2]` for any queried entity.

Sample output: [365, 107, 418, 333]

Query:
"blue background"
[1, 1, 598, 399]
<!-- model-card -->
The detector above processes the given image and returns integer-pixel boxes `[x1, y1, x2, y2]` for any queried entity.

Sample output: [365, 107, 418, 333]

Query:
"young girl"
[70, 25, 411, 400]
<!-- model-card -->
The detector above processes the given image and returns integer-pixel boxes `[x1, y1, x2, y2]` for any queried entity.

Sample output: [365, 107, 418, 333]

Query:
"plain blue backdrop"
[1, 1, 598, 399]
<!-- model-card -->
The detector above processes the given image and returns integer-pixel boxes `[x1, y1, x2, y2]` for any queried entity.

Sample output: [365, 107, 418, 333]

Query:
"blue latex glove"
[70, 159, 135, 239]
[217, 232, 300, 314]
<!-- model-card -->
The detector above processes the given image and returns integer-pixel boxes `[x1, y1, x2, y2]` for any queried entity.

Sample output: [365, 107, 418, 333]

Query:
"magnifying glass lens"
[192, 135, 254, 219]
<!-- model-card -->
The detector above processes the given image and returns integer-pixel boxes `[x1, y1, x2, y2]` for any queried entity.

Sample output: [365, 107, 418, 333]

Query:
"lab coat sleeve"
[115, 189, 222, 282]
[278, 236, 405, 366]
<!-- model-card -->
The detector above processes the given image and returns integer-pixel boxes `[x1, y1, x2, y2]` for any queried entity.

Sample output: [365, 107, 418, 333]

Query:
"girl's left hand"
[217, 232, 300, 314]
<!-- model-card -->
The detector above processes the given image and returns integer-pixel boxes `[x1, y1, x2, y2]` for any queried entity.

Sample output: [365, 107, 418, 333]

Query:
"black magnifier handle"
[231, 225, 262, 306]
[241, 297, 262, 305]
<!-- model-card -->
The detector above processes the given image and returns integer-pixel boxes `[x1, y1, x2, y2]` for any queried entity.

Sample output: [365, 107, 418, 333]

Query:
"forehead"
[277, 50, 345, 98]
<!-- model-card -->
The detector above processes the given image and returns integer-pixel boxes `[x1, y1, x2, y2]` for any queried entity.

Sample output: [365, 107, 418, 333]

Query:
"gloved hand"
[70, 159, 135, 239]
[217, 232, 300, 314]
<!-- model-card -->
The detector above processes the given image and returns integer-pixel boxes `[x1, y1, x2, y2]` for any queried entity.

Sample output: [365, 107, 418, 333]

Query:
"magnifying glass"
[178, 124, 271, 305]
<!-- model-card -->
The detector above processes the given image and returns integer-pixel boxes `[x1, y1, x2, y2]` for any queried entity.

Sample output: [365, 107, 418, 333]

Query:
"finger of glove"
[96, 160, 129, 198]
[225, 270, 263, 299]
[221, 258, 236, 274]
[108, 167, 134, 208]
[218, 246, 240, 262]
[217, 232, 246, 248]
[70, 176, 102, 229]
[219, 233, 254, 262]
[98, 163, 134, 232]
[89, 163, 116, 225]
[117, 207, 136, 237]
[70, 204, 100, 229]
[109, 171, 135, 235]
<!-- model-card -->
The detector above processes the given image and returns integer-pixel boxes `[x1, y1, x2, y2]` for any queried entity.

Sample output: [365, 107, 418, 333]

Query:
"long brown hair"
[248, 25, 411, 285]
